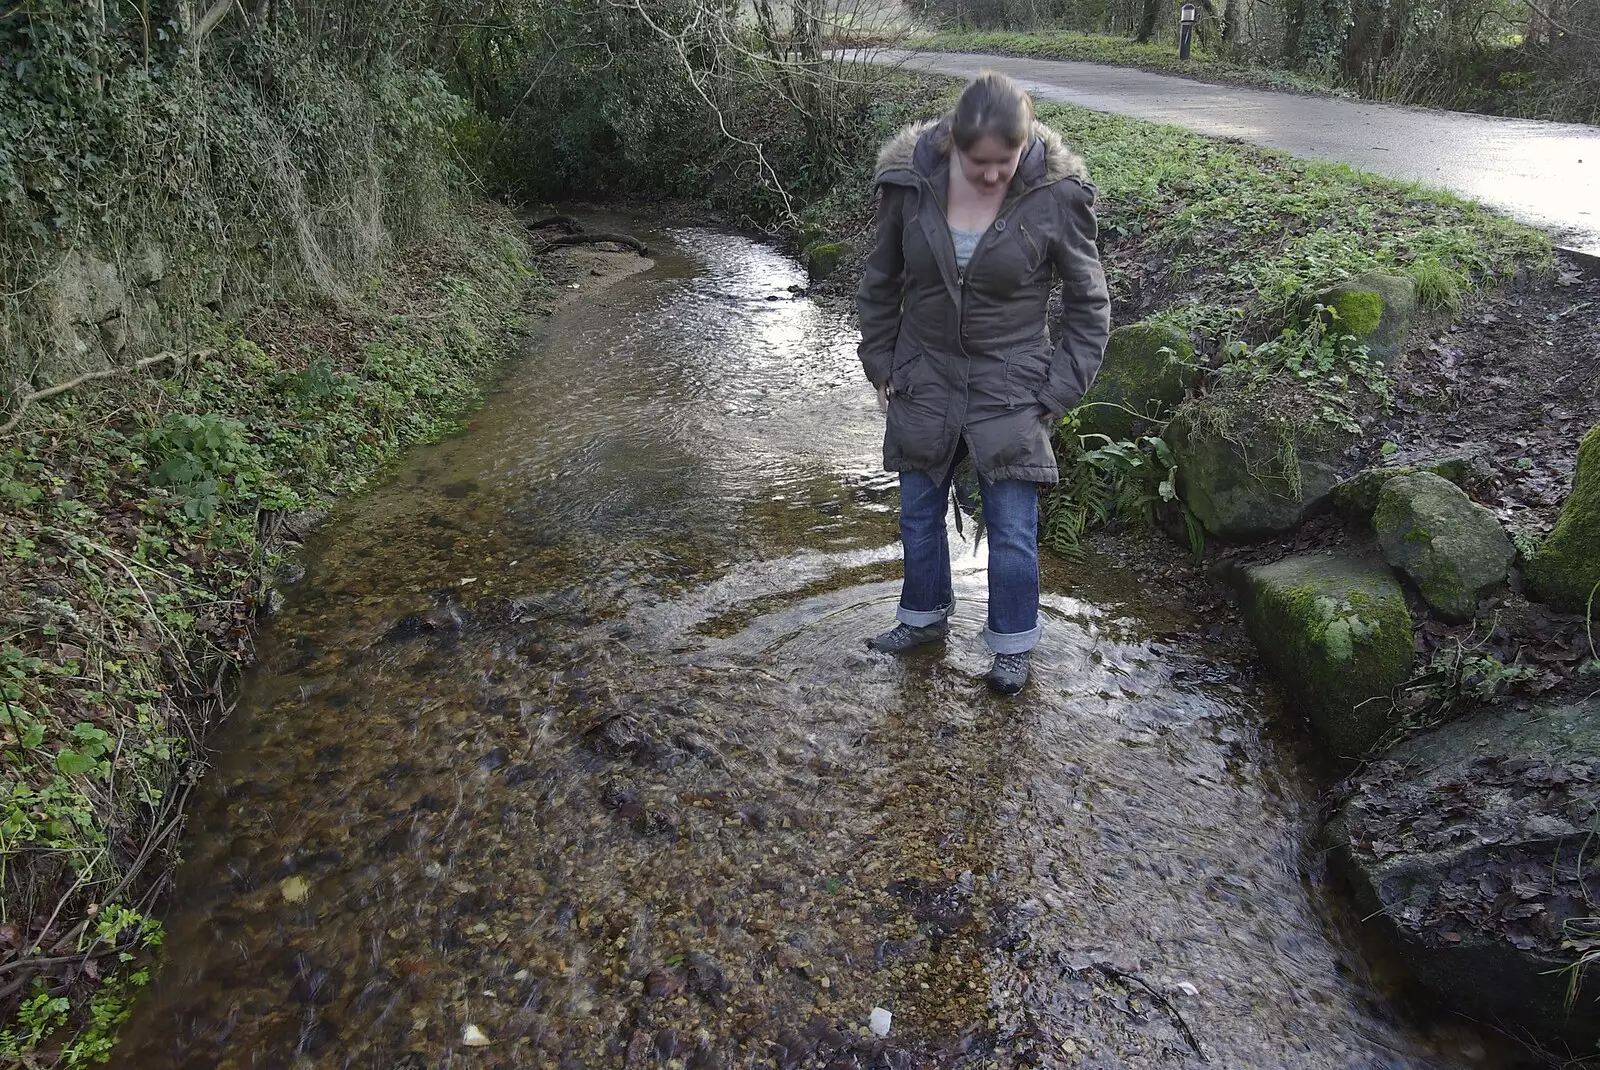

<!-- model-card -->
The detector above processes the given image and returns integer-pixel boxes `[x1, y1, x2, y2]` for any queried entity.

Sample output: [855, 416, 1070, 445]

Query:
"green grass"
[1036, 101, 1551, 338]
[0, 203, 537, 1060]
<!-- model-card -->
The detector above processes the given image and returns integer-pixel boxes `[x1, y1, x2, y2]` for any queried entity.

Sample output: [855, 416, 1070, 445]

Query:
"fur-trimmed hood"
[873, 116, 1089, 188]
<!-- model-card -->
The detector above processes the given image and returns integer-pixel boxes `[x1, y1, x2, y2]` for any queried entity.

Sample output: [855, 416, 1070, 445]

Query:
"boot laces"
[994, 652, 1029, 674]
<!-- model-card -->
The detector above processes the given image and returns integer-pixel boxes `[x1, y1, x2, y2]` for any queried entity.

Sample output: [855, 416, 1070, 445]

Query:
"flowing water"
[116, 226, 1515, 1069]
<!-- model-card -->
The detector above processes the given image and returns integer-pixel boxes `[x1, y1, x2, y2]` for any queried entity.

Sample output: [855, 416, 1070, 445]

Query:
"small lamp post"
[1179, 3, 1197, 60]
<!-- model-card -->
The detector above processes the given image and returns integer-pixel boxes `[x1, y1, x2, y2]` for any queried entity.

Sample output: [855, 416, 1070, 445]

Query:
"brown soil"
[1381, 257, 1600, 536]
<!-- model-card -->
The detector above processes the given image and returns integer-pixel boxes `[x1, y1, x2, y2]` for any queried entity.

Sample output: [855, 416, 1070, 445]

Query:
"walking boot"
[985, 651, 1030, 695]
[866, 621, 949, 654]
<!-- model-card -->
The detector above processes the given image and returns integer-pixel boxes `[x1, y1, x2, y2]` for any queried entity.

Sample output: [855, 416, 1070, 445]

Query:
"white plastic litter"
[462, 1024, 491, 1047]
[869, 1007, 892, 1037]
[1175, 981, 1200, 997]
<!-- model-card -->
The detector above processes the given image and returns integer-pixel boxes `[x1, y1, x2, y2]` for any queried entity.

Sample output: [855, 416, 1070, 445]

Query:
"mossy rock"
[1306, 272, 1417, 365]
[1330, 454, 1480, 519]
[1240, 555, 1412, 755]
[1075, 323, 1197, 442]
[1326, 695, 1600, 1050]
[1235, 556, 1414, 754]
[1526, 424, 1600, 612]
[803, 240, 851, 282]
[1374, 471, 1513, 622]
[1165, 400, 1352, 541]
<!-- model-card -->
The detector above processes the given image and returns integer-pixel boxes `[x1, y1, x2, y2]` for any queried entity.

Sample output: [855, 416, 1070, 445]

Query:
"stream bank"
[0, 206, 656, 1062]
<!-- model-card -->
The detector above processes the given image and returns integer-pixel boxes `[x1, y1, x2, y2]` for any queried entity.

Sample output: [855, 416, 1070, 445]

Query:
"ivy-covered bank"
[0, 204, 540, 1061]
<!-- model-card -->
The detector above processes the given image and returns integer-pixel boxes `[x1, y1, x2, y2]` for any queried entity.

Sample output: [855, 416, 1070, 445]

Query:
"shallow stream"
[116, 226, 1515, 1069]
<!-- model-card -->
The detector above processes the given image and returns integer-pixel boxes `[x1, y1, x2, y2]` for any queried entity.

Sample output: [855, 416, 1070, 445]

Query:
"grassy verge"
[1034, 100, 1549, 554]
[0, 201, 539, 1061]
[1043, 102, 1550, 338]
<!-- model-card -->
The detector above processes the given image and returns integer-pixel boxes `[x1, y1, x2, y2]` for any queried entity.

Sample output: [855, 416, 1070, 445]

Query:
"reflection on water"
[116, 227, 1512, 1069]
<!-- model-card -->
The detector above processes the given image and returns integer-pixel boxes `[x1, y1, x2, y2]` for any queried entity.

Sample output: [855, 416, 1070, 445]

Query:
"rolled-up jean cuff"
[984, 622, 1042, 654]
[897, 601, 954, 627]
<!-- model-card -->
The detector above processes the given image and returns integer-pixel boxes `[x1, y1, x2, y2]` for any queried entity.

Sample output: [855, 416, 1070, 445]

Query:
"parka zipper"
[950, 192, 1039, 357]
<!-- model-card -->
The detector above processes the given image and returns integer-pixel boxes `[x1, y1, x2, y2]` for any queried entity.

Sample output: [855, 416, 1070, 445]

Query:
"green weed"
[1409, 257, 1463, 311]
[1041, 424, 1203, 562]
[1384, 621, 1538, 745]
[1216, 307, 1393, 435]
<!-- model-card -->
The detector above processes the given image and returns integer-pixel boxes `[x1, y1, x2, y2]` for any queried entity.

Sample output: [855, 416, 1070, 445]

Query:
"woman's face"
[956, 134, 1024, 195]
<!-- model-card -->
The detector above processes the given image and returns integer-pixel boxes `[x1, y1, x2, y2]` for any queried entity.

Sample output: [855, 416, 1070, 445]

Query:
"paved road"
[858, 49, 1600, 257]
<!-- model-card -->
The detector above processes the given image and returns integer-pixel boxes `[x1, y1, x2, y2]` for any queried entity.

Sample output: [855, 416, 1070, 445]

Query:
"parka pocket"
[890, 346, 929, 397]
[1002, 346, 1051, 406]
[1014, 221, 1048, 275]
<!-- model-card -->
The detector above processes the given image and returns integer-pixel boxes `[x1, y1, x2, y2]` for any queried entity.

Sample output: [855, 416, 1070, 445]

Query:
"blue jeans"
[895, 461, 1042, 654]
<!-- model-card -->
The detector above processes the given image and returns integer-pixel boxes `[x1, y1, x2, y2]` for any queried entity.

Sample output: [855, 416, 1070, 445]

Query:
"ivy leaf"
[56, 748, 97, 776]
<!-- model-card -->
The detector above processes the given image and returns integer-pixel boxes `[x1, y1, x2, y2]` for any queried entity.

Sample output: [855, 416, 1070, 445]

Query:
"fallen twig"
[0, 349, 212, 436]
[534, 231, 650, 256]
[1094, 963, 1209, 1062]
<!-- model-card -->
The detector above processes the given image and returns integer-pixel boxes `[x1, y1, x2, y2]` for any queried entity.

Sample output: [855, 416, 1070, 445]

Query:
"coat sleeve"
[856, 186, 905, 388]
[1037, 179, 1111, 419]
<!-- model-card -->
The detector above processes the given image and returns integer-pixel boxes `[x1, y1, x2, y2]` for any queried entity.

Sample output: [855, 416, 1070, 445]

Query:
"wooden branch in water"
[527, 214, 584, 232]
[536, 232, 650, 256]
[1093, 963, 1209, 1062]
[0, 349, 210, 436]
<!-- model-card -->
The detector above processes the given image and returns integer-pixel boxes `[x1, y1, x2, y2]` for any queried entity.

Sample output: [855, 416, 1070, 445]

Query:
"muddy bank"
[110, 222, 1529, 1068]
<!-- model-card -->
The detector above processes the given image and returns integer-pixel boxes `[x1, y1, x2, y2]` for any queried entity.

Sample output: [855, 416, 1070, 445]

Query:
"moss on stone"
[1241, 555, 1413, 756]
[1307, 272, 1418, 365]
[1527, 424, 1600, 612]
[1327, 288, 1384, 338]
[804, 240, 851, 281]
[1076, 322, 1197, 441]
[1375, 471, 1513, 621]
[1330, 456, 1479, 519]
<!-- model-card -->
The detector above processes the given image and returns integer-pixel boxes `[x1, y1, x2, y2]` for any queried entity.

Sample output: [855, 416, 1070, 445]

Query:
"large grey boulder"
[1307, 272, 1418, 365]
[1075, 323, 1197, 442]
[1238, 554, 1413, 756]
[1329, 453, 1485, 520]
[1374, 471, 1513, 621]
[1166, 402, 1352, 541]
[1327, 696, 1600, 1049]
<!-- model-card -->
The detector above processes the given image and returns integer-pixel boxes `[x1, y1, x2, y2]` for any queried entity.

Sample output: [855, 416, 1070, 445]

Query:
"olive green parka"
[857, 117, 1111, 484]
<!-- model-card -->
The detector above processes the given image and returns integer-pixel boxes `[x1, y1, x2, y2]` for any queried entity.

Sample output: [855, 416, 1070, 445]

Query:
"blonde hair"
[951, 72, 1035, 152]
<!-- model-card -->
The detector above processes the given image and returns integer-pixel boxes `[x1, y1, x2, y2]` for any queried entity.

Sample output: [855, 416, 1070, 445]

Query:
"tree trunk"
[1222, 0, 1242, 48]
[1281, 0, 1306, 61]
[753, 0, 785, 62]
[1136, 0, 1163, 42]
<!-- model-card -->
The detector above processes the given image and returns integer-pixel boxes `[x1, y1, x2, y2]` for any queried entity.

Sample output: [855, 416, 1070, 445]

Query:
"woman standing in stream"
[858, 72, 1111, 695]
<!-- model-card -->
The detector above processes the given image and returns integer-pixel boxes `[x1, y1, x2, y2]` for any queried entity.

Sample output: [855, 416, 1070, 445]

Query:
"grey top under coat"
[950, 225, 982, 271]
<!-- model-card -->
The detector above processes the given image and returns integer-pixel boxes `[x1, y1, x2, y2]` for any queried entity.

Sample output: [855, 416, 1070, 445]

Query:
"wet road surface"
[114, 227, 1521, 1068]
